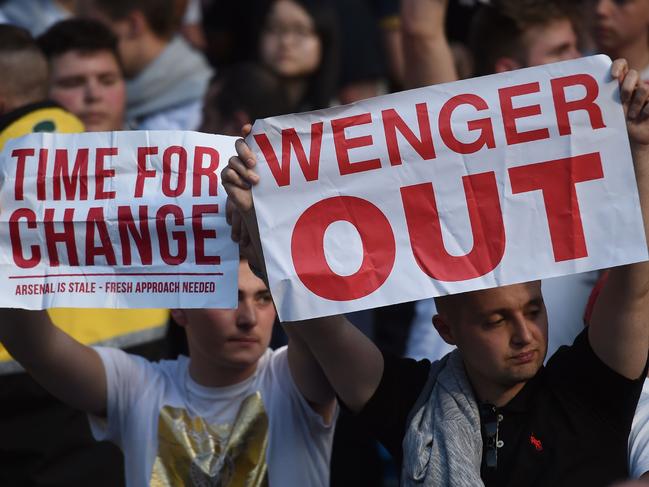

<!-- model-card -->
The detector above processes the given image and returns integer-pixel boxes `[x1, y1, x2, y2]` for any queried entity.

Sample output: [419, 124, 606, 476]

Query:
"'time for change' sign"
[0, 130, 239, 309]
[249, 55, 648, 321]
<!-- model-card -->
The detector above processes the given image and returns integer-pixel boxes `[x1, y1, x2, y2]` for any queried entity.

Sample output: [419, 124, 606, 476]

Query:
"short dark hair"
[80, 0, 179, 40]
[37, 18, 120, 66]
[201, 62, 291, 133]
[469, 0, 577, 77]
[0, 24, 48, 105]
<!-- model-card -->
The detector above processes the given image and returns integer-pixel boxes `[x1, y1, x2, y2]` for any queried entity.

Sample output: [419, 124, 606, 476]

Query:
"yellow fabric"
[0, 107, 84, 150]
[0, 105, 169, 365]
[0, 309, 169, 362]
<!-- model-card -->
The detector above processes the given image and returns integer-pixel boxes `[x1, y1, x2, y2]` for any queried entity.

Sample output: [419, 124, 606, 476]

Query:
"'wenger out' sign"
[249, 55, 649, 321]
[0, 131, 239, 309]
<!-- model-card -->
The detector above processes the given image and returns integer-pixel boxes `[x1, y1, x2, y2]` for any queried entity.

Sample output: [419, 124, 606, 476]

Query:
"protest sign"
[0, 130, 238, 309]
[249, 55, 649, 321]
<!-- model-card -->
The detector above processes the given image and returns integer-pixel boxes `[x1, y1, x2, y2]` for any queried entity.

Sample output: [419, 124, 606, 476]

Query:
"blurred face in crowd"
[77, 1, 143, 78]
[49, 49, 126, 131]
[173, 261, 276, 386]
[591, 0, 649, 54]
[522, 18, 581, 67]
[434, 282, 548, 405]
[260, 0, 322, 78]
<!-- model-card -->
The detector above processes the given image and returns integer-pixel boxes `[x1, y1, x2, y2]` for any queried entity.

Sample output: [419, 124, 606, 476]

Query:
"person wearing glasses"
[224, 57, 649, 486]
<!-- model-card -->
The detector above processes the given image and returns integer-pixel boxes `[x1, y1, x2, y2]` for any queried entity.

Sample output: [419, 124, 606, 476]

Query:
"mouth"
[228, 336, 260, 344]
[82, 112, 107, 124]
[510, 350, 536, 365]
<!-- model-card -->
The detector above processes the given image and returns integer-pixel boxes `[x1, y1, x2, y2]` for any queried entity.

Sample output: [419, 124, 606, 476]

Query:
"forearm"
[285, 314, 384, 413]
[285, 326, 336, 421]
[0, 309, 106, 413]
[589, 143, 649, 378]
[401, 0, 457, 89]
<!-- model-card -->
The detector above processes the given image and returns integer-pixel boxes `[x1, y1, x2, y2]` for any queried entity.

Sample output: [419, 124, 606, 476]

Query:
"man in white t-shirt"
[0, 259, 337, 486]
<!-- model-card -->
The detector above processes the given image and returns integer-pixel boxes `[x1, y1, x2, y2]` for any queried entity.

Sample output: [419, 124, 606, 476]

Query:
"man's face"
[522, 18, 581, 67]
[49, 49, 125, 131]
[591, 0, 649, 54]
[181, 262, 276, 376]
[77, 1, 141, 78]
[441, 282, 548, 402]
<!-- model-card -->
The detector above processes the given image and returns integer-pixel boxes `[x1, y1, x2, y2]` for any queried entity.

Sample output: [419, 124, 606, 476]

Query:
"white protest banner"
[249, 55, 649, 321]
[0, 130, 238, 309]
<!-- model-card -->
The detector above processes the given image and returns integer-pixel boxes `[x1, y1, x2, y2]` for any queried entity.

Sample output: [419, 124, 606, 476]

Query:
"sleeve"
[352, 352, 431, 465]
[628, 381, 649, 478]
[270, 347, 338, 430]
[545, 329, 648, 431]
[87, 346, 158, 446]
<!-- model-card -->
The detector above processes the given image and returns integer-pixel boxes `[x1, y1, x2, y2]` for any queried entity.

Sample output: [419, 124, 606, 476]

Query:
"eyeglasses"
[480, 404, 503, 470]
[263, 23, 317, 40]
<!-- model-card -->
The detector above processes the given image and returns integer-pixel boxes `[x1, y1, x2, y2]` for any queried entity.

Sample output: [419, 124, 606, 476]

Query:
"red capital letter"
[192, 204, 220, 265]
[193, 146, 219, 196]
[291, 196, 395, 300]
[382, 103, 435, 165]
[44, 208, 79, 266]
[508, 152, 604, 262]
[135, 147, 158, 197]
[254, 122, 324, 187]
[156, 205, 187, 265]
[86, 207, 117, 265]
[9, 208, 40, 268]
[439, 94, 496, 154]
[162, 146, 187, 197]
[95, 147, 117, 199]
[118, 206, 153, 265]
[11, 148, 34, 200]
[331, 113, 382, 175]
[401, 173, 505, 281]
[499, 82, 550, 145]
[551, 74, 605, 136]
[53, 148, 89, 200]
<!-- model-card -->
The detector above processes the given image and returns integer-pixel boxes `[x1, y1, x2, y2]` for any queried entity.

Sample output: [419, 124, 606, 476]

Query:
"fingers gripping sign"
[223, 124, 267, 280]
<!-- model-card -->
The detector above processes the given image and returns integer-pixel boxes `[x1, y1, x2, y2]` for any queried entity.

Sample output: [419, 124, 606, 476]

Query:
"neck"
[283, 77, 307, 109]
[607, 38, 649, 75]
[187, 356, 257, 388]
[464, 365, 528, 407]
[132, 34, 168, 77]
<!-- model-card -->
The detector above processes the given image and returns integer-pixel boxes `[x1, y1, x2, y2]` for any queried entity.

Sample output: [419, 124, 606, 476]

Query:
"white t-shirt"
[89, 346, 336, 486]
[629, 378, 649, 478]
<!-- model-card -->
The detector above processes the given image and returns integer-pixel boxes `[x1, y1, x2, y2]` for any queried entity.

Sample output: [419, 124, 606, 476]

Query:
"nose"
[510, 314, 533, 348]
[595, 0, 613, 17]
[236, 299, 257, 329]
[84, 79, 101, 102]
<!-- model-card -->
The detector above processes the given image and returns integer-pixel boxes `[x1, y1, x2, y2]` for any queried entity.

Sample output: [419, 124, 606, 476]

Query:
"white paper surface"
[0, 130, 239, 309]
[249, 55, 648, 321]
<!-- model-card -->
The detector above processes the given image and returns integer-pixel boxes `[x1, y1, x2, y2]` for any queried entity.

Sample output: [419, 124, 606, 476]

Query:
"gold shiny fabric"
[150, 392, 269, 486]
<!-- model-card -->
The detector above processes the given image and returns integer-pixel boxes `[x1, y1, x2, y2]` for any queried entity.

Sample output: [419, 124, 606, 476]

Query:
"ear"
[126, 10, 148, 39]
[494, 56, 522, 74]
[433, 314, 456, 346]
[170, 309, 189, 327]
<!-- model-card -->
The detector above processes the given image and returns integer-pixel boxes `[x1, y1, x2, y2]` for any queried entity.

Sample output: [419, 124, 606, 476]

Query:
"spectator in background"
[38, 18, 126, 132]
[0, 0, 73, 36]
[200, 63, 292, 136]
[469, 0, 580, 76]
[255, 0, 340, 111]
[588, 0, 649, 78]
[77, 0, 212, 130]
[0, 24, 82, 148]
